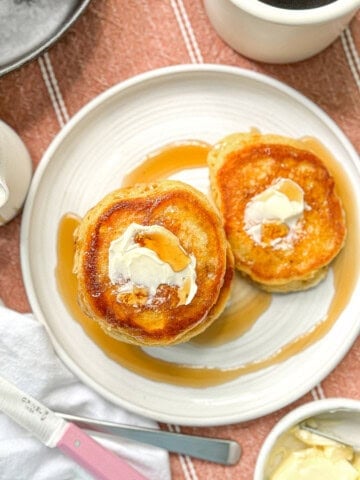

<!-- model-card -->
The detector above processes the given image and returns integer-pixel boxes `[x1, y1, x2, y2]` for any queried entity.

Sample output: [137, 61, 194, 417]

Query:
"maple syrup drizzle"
[136, 230, 190, 272]
[55, 140, 359, 387]
[122, 141, 210, 186]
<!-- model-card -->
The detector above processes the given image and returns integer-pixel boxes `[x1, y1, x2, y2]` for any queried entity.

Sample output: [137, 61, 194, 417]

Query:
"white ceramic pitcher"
[0, 120, 32, 225]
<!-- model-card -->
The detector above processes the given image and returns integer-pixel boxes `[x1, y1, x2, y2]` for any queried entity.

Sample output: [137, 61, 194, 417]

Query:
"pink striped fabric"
[0, 1, 359, 479]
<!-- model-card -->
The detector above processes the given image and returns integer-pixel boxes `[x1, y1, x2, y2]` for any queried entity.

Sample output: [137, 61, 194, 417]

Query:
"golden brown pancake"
[179, 244, 234, 342]
[208, 131, 347, 292]
[73, 180, 231, 346]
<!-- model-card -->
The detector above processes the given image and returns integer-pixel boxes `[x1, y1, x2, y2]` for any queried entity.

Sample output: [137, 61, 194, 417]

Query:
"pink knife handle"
[57, 423, 148, 480]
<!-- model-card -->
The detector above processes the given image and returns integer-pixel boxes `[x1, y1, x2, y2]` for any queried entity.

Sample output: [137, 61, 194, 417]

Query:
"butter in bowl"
[254, 398, 360, 480]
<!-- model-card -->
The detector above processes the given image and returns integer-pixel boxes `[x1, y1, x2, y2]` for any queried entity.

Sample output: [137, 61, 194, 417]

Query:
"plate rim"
[20, 64, 360, 426]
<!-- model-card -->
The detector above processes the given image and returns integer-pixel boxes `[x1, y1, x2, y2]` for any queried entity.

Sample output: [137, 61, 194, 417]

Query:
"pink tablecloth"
[0, 1, 359, 478]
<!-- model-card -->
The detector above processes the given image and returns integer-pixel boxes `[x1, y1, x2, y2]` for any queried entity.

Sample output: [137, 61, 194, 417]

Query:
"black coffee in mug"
[258, 0, 336, 9]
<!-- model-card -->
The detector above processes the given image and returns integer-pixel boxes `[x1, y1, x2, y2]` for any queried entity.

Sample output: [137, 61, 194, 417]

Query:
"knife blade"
[57, 412, 242, 465]
[0, 376, 147, 480]
[300, 409, 360, 451]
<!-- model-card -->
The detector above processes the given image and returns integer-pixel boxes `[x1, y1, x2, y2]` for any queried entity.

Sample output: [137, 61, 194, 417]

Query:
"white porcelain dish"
[254, 398, 360, 479]
[21, 65, 360, 426]
[0, 120, 32, 225]
[204, 0, 360, 63]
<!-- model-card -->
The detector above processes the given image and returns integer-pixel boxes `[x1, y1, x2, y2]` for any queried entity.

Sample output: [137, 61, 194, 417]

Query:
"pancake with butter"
[73, 180, 231, 346]
[208, 131, 347, 292]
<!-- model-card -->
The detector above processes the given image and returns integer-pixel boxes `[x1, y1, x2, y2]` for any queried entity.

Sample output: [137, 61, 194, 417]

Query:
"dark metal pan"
[0, 0, 91, 77]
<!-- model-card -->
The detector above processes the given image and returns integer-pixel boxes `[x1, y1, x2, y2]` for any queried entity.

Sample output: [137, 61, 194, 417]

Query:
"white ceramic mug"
[0, 120, 32, 225]
[204, 0, 360, 63]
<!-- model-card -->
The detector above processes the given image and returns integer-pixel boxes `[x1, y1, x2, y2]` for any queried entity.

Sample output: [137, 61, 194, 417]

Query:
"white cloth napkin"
[0, 305, 171, 480]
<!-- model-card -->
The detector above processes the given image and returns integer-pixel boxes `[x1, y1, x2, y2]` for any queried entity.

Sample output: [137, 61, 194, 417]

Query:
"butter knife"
[300, 408, 360, 451]
[0, 376, 147, 480]
[57, 412, 241, 465]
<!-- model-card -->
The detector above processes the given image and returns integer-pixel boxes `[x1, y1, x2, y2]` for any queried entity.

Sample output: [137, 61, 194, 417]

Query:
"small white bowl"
[254, 398, 360, 479]
[204, 0, 360, 63]
[0, 120, 32, 225]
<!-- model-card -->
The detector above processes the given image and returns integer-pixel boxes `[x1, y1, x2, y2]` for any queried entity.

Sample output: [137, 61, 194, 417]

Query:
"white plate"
[21, 65, 360, 426]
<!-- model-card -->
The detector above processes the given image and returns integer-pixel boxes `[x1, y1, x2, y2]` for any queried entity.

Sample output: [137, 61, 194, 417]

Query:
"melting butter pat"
[108, 223, 197, 306]
[244, 178, 305, 247]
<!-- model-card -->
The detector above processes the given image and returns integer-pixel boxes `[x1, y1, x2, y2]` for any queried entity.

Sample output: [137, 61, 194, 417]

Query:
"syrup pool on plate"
[56, 140, 359, 387]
